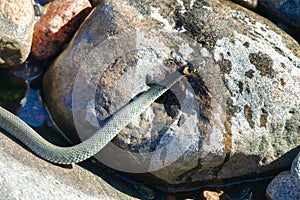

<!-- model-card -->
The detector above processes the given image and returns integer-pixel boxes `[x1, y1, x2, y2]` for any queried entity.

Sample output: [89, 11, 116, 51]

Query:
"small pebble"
[203, 190, 223, 200]
[0, 0, 35, 66]
[266, 171, 300, 200]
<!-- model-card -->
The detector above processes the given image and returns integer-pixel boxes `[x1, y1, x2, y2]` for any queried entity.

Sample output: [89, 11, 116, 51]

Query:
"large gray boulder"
[43, 0, 300, 187]
[0, 0, 35, 67]
[0, 130, 141, 199]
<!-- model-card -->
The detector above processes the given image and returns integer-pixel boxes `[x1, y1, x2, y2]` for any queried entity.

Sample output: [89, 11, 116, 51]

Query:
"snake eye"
[183, 63, 197, 75]
[188, 67, 197, 73]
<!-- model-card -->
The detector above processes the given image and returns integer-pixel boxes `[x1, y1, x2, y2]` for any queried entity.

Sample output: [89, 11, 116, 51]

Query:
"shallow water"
[0, 59, 71, 146]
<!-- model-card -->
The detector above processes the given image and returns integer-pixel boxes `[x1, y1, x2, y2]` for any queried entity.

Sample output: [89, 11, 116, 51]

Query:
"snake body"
[0, 66, 194, 164]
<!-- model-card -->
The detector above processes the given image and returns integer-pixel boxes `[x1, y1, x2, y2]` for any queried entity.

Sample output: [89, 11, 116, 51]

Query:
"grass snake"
[0, 65, 195, 164]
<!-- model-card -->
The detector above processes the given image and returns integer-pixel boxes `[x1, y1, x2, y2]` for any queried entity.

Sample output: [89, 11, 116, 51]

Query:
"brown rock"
[31, 0, 92, 59]
[0, 0, 35, 67]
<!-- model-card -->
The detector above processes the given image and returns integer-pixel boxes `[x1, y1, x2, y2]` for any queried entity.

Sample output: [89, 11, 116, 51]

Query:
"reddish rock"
[31, 0, 92, 59]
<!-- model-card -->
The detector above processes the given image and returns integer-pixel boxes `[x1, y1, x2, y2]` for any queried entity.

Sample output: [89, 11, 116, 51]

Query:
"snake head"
[182, 63, 198, 75]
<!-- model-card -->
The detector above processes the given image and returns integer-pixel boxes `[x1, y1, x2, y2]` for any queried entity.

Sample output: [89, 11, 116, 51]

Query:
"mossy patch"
[245, 69, 254, 79]
[218, 53, 232, 74]
[249, 52, 275, 78]
[260, 108, 268, 128]
[244, 104, 255, 129]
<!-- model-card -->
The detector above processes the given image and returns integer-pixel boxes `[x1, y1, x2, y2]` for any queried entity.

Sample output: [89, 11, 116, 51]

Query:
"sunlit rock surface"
[43, 0, 300, 186]
[31, 0, 92, 59]
[0, 130, 141, 199]
[0, 0, 35, 67]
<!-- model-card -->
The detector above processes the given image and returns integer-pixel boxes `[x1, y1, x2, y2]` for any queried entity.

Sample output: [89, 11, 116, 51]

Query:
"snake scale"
[0, 66, 195, 164]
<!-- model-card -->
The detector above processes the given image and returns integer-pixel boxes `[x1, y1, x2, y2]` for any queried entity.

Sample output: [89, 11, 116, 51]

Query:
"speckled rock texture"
[0, 0, 35, 67]
[266, 171, 300, 200]
[31, 0, 92, 59]
[291, 151, 300, 189]
[43, 0, 300, 187]
[0, 130, 141, 200]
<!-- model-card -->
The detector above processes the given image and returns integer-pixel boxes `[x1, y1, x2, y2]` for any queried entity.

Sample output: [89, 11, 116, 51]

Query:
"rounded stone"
[0, 130, 141, 199]
[266, 171, 300, 200]
[0, 0, 35, 67]
[43, 0, 300, 187]
[31, 0, 92, 59]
